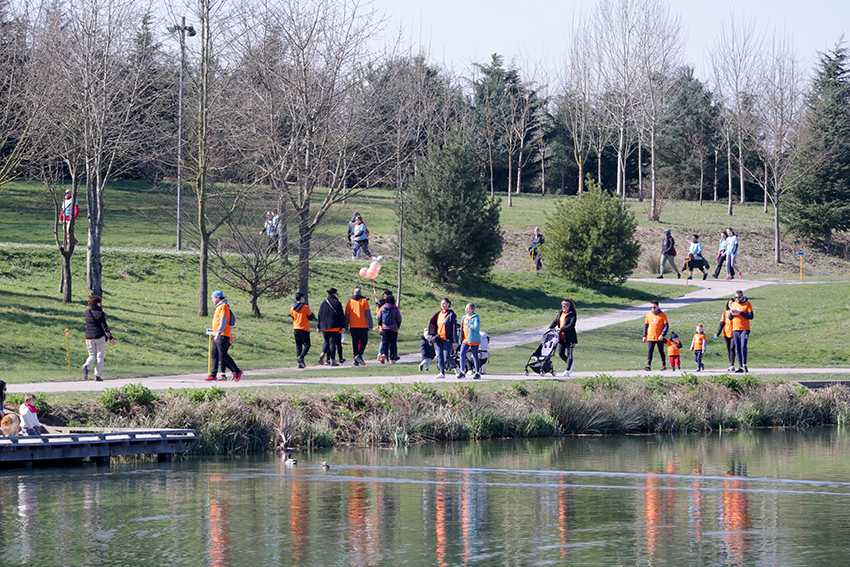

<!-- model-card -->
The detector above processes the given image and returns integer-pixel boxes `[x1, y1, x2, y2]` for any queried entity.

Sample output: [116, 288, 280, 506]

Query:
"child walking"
[691, 324, 707, 371]
[666, 332, 682, 371]
[420, 328, 436, 371]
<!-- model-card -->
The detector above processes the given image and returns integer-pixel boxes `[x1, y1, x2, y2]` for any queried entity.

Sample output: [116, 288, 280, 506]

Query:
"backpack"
[381, 305, 395, 327]
[228, 306, 236, 328]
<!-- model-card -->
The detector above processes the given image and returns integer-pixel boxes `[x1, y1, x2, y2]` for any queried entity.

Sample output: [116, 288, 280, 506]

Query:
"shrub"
[545, 179, 640, 285]
[171, 386, 226, 405]
[99, 383, 157, 412]
[403, 140, 503, 283]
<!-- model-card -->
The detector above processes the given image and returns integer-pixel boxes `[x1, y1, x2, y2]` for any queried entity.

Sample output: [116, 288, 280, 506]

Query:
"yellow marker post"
[65, 328, 70, 375]
[798, 252, 804, 281]
[206, 328, 215, 376]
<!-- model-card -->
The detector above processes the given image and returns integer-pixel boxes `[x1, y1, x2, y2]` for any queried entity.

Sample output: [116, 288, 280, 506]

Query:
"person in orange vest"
[345, 287, 373, 366]
[729, 290, 754, 373]
[206, 290, 242, 382]
[690, 324, 707, 371]
[714, 299, 737, 371]
[291, 292, 315, 369]
[666, 332, 682, 371]
[643, 300, 669, 371]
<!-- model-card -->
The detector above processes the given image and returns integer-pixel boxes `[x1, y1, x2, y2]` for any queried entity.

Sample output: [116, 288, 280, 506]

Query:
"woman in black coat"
[548, 299, 577, 377]
[83, 295, 115, 381]
[317, 288, 346, 366]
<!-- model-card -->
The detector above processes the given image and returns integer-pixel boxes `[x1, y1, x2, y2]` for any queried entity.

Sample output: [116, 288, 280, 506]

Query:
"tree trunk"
[727, 138, 734, 216]
[576, 149, 582, 195]
[515, 149, 522, 194]
[61, 251, 73, 303]
[616, 123, 626, 197]
[276, 181, 288, 261]
[396, 188, 403, 306]
[251, 292, 260, 317]
[713, 148, 718, 201]
[637, 136, 643, 203]
[85, 177, 104, 296]
[507, 149, 513, 207]
[297, 209, 312, 302]
[699, 157, 704, 206]
[773, 193, 781, 263]
[737, 127, 746, 204]
[199, 230, 209, 317]
[487, 141, 495, 197]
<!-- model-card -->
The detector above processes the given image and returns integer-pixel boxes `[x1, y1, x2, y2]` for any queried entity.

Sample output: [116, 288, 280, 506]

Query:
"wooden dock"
[0, 427, 198, 468]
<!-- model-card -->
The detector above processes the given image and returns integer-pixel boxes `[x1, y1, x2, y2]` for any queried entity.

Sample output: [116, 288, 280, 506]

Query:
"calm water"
[2, 429, 850, 566]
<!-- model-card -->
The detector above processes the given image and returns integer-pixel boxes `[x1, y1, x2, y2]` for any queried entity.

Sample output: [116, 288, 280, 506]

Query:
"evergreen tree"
[545, 179, 640, 285]
[786, 43, 850, 249]
[403, 140, 502, 283]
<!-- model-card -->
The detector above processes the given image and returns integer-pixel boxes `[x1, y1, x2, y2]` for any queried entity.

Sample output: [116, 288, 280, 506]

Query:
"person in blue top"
[259, 210, 279, 250]
[459, 303, 482, 379]
[725, 228, 742, 279]
[685, 234, 709, 280]
[712, 231, 728, 279]
[350, 215, 375, 260]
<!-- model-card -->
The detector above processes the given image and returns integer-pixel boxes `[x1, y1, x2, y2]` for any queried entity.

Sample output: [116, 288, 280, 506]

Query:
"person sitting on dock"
[19, 394, 42, 436]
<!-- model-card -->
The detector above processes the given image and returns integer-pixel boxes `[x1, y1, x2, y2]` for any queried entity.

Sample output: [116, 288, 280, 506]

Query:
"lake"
[2, 428, 850, 566]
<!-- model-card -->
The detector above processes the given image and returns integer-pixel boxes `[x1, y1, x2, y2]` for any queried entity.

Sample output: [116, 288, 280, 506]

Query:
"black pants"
[381, 330, 398, 361]
[322, 331, 340, 362]
[646, 340, 666, 366]
[294, 329, 311, 359]
[557, 341, 575, 370]
[713, 254, 727, 278]
[350, 327, 368, 357]
[212, 338, 239, 376]
[723, 335, 735, 366]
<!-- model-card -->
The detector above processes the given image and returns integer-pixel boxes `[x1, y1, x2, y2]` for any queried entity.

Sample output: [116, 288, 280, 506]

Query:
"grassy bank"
[27, 376, 850, 455]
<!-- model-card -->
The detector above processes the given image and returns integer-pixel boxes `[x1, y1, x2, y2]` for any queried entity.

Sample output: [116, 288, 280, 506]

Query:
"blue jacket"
[461, 313, 481, 344]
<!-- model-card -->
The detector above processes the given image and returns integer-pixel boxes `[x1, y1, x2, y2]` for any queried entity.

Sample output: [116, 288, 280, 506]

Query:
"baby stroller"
[524, 329, 559, 376]
[450, 331, 490, 374]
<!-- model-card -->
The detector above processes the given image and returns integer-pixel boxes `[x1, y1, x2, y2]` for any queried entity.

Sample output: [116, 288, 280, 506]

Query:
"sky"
[369, 0, 849, 84]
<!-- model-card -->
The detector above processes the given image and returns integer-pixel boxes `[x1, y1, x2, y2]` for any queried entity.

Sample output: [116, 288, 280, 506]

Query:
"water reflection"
[1, 429, 850, 566]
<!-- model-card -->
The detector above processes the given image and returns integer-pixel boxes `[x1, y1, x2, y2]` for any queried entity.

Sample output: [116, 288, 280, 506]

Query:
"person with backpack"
[317, 288, 345, 366]
[206, 290, 243, 381]
[376, 293, 401, 363]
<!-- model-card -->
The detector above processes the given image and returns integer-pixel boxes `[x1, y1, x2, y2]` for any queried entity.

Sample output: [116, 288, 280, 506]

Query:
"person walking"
[712, 231, 728, 279]
[206, 290, 243, 381]
[83, 295, 116, 381]
[376, 293, 401, 364]
[658, 229, 680, 279]
[549, 299, 578, 377]
[350, 215, 375, 260]
[259, 210, 279, 251]
[643, 300, 669, 371]
[725, 228, 742, 279]
[428, 298, 460, 379]
[345, 287, 373, 366]
[685, 234, 709, 280]
[714, 299, 737, 371]
[317, 288, 345, 367]
[459, 303, 482, 379]
[691, 324, 707, 372]
[729, 290, 754, 372]
[290, 292, 315, 369]
[529, 227, 545, 271]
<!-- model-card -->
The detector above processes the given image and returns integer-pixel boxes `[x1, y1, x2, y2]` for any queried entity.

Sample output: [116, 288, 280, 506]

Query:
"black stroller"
[524, 329, 559, 376]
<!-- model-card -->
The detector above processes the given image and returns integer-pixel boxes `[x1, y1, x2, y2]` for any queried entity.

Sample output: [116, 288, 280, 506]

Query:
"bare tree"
[746, 32, 809, 263]
[634, 0, 684, 219]
[239, 0, 388, 300]
[709, 12, 765, 208]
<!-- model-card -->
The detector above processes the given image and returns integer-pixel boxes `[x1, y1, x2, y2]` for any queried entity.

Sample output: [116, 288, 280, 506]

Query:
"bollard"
[798, 252, 804, 281]
[206, 329, 214, 376]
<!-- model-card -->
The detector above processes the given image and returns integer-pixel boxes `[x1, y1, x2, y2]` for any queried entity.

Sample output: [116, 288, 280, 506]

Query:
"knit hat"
[670, 332, 679, 340]
[212, 290, 224, 298]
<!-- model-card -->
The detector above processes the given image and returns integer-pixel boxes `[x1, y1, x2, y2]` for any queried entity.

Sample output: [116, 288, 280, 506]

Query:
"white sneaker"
[419, 360, 426, 371]
[436, 373, 445, 379]
[562, 370, 571, 377]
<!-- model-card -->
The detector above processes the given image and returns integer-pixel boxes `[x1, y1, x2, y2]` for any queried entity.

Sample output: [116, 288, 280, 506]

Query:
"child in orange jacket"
[666, 332, 682, 371]
[690, 324, 707, 371]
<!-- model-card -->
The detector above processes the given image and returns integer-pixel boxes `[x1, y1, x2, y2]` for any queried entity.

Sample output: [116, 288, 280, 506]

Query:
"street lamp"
[168, 17, 195, 251]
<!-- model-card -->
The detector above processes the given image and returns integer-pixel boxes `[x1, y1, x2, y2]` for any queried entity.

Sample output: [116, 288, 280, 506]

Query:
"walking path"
[10, 277, 850, 394]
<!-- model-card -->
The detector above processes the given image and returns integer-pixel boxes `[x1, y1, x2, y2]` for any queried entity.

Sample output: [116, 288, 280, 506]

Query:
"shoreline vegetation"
[21, 375, 850, 455]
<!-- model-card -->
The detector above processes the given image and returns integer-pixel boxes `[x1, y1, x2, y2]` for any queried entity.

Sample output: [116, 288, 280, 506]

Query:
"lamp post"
[168, 17, 195, 251]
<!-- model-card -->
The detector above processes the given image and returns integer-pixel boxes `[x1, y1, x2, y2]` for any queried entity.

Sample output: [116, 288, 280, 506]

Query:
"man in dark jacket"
[317, 288, 346, 366]
[549, 299, 577, 377]
[83, 295, 115, 381]
[658, 229, 680, 279]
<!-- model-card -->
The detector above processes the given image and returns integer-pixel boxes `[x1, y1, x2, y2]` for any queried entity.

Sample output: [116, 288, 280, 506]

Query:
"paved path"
[10, 277, 850, 394]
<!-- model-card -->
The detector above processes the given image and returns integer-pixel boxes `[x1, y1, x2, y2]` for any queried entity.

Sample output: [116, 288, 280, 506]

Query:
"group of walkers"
[657, 228, 742, 280]
[643, 291, 754, 373]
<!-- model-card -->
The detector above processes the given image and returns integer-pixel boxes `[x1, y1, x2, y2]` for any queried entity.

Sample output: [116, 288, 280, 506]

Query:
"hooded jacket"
[291, 301, 315, 331]
[345, 291, 373, 329]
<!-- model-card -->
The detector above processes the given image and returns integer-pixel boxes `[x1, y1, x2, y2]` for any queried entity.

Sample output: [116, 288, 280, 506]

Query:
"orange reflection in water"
[558, 474, 569, 559]
[460, 470, 471, 565]
[207, 474, 230, 567]
[289, 481, 309, 566]
[435, 469, 447, 567]
[644, 472, 663, 558]
[722, 471, 750, 564]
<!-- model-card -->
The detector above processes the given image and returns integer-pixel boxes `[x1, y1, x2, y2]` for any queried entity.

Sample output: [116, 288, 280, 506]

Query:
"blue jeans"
[435, 338, 453, 373]
[460, 343, 480, 373]
[732, 330, 750, 368]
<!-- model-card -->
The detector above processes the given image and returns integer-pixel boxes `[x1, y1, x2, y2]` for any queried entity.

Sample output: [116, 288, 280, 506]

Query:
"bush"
[545, 179, 640, 285]
[99, 383, 157, 412]
[403, 140, 503, 283]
